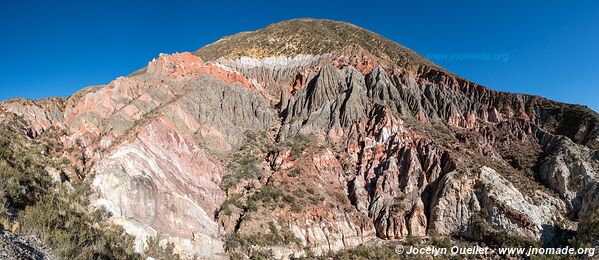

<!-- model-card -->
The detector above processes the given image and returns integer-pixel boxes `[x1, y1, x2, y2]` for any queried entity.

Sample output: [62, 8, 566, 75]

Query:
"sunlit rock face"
[73, 53, 277, 258]
[91, 117, 226, 256]
[1, 19, 598, 259]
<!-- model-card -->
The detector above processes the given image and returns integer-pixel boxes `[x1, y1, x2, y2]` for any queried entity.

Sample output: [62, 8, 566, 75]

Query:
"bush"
[13, 171, 141, 259]
[221, 131, 272, 190]
[430, 231, 453, 249]
[283, 194, 296, 204]
[144, 236, 179, 260]
[287, 168, 302, 177]
[287, 134, 311, 158]
[220, 194, 243, 216]
[271, 134, 311, 158]
[325, 245, 401, 260]
[225, 222, 299, 252]
[471, 208, 540, 249]
[575, 208, 599, 247]
[0, 190, 7, 229]
[244, 184, 284, 212]
[334, 191, 349, 205]
[291, 202, 303, 213]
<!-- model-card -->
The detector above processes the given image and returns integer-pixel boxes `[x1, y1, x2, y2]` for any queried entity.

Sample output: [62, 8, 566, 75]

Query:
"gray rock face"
[477, 167, 566, 241]
[0, 229, 54, 260]
[579, 181, 599, 245]
[539, 137, 599, 212]
[362, 136, 454, 240]
[429, 171, 479, 236]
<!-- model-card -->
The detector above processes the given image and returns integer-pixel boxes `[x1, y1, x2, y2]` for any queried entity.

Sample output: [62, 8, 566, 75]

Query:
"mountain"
[193, 19, 440, 72]
[1, 18, 598, 259]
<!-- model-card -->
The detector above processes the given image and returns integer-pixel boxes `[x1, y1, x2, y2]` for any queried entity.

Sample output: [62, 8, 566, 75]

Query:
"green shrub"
[575, 208, 599, 246]
[144, 236, 179, 260]
[287, 168, 302, 177]
[220, 194, 243, 216]
[271, 134, 312, 158]
[308, 195, 323, 205]
[244, 184, 284, 211]
[291, 202, 303, 213]
[250, 185, 283, 204]
[222, 155, 263, 190]
[225, 222, 299, 252]
[283, 194, 296, 204]
[430, 231, 453, 249]
[246, 198, 258, 212]
[288, 134, 311, 158]
[16, 180, 141, 259]
[325, 244, 401, 260]
[221, 131, 273, 190]
[335, 191, 349, 205]
[471, 208, 540, 249]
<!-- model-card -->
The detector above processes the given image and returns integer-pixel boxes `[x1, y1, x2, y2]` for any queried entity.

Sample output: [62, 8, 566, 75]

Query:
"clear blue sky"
[1, 0, 598, 112]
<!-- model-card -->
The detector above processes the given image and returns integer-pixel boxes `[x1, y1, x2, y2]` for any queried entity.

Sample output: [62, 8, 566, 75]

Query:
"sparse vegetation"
[270, 133, 312, 159]
[220, 194, 243, 216]
[193, 18, 441, 74]
[221, 131, 272, 190]
[471, 208, 540, 248]
[0, 115, 143, 258]
[225, 222, 299, 251]
[430, 231, 453, 249]
[574, 208, 599, 247]
[144, 236, 179, 260]
[287, 167, 302, 177]
[219, 132, 321, 217]
[322, 244, 401, 260]
[334, 191, 349, 205]
[567, 175, 582, 191]
[542, 103, 599, 140]
[246, 183, 284, 211]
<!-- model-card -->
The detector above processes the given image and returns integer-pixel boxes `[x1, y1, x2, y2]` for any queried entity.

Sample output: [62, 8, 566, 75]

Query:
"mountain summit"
[1, 19, 598, 259]
[194, 19, 440, 72]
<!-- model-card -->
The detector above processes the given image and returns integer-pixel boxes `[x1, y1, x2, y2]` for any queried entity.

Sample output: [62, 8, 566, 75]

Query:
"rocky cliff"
[1, 18, 598, 259]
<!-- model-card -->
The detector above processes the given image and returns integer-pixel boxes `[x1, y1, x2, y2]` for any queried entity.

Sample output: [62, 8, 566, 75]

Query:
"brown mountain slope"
[193, 18, 441, 73]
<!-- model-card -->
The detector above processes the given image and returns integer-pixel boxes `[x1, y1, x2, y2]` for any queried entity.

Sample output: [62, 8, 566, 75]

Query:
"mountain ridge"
[193, 18, 442, 72]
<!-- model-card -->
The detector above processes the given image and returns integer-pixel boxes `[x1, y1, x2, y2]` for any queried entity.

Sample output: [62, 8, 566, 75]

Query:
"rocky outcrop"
[578, 181, 599, 245]
[428, 171, 479, 236]
[81, 53, 277, 257]
[539, 137, 599, 213]
[0, 229, 54, 260]
[477, 167, 566, 241]
[91, 117, 226, 258]
[0, 98, 65, 137]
